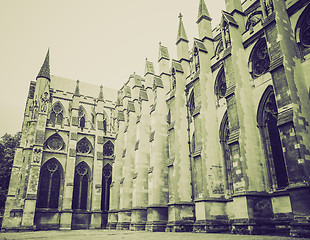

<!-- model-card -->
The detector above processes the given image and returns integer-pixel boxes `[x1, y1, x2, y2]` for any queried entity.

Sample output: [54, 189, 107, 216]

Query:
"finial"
[179, 13, 183, 19]
[159, 41, 162, 46]
[146, 57, 148, 61]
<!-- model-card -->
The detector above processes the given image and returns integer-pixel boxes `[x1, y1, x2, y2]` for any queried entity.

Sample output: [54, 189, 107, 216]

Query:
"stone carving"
[40, 91, 49, 113]
[33, 148, 42, 164]
[264, 0, 274, 16]
[252, 39, 270, 77]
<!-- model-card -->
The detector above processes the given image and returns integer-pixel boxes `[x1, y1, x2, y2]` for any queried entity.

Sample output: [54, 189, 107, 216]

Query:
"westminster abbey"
[2, 0, 310, 237]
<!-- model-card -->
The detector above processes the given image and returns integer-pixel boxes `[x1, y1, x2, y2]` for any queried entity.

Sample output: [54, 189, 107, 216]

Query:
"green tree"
[0, 132, 21, 214]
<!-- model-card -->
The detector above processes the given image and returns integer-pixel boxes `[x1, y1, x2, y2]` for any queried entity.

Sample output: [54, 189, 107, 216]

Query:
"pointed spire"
[74, 79, 80, 97]
[158, 42, 170, 62]
[144, 58, 155, 76]
[37, 49, 50, 81]
[176, 13, 188, 45]
[98, 85, 104, 101]
[197, 0, 212, 23]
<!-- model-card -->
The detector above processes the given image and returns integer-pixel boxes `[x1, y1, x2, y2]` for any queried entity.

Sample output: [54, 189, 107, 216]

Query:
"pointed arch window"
[37, 158, 62, 209]
[219, 112, 233, 195]
[78, 106, 86, 130]
[189, 90, 195, 115]
[50, 102, 64, 126]
[103, 112, 107, 134]
[103, 140, 114, 157]
[77, 137, 92, 154]
[46, 134, 64, 151]
[214, 67, 226, 99]
[101, 164, 112, 211]
[72, 162, 89, 210]
[295, 4, 310, 56]
[257, 86, 288, 190]
[250, 38, 270, 78]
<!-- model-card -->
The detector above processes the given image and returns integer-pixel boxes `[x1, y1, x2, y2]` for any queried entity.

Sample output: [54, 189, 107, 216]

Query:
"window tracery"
[251, 39, 270, 77]
[46, 134, 64, 151]
[214, 68, 226, 99]
[189, 90, 195, 115]
[72, 162, 89, 210]
[50, 102, 64, 126]
[37, 158, 62, 209]
[257, 86, 288, 190]
[103, 140, 114, 157]
[77, 138, 92, 154]
[298, 6, 310, 48]
[101, 164, 112, 211]
[78, 106, 86, 130]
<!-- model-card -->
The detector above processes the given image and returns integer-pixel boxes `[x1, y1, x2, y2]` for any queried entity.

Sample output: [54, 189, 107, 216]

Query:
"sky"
[0, 0, 226, 137]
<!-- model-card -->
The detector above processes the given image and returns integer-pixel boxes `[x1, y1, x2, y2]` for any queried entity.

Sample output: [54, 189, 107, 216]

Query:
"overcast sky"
[0, 0, 226, 137]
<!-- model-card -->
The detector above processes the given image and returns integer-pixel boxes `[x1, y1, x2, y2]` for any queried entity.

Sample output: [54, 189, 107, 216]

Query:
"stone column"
[59, 90, 80, 230]
[166, 60, 193, 232]
[130, 88, 151, 230]
[107, 100, 125, 229]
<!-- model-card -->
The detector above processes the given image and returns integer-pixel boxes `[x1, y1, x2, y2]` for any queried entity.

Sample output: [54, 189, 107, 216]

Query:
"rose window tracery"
[300, 13, 310, 47]
[77, 165, 88, 176]
[103, 141, 114, 157]
[77, 138, 91, 154]
[47, 134, 64, 151]
[252, 40, 270, 77]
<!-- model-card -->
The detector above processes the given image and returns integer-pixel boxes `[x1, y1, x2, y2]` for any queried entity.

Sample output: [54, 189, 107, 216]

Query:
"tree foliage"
[0, 132, 21, 214]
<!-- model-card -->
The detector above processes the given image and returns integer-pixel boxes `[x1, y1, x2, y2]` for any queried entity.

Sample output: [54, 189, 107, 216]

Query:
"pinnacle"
[197, 0, 212, 23]
[74, 79, 80, 96]
[98, 85, 104, 101]
[36, 49, 50, 81]
[176, 13, 188, 44]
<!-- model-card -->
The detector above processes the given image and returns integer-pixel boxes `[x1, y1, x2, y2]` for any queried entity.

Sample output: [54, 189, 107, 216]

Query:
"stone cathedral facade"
[2, 0, 310, 237]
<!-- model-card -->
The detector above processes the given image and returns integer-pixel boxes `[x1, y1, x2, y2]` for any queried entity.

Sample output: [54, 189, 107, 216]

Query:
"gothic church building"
[3, 0, 310, 237]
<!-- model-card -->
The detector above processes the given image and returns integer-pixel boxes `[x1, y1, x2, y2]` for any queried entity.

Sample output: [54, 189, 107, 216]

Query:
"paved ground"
[0, 230, 308, 240]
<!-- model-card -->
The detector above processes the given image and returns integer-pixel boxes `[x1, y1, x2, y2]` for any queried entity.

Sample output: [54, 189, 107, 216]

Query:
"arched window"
[257, 86, 288, 189]
[72, 162, 89, 210]
[45, 134, 64, 151]
[103, 140, 114, 157]
[101, 164, 112, 211]
[78, 106, 86, 130]
[219, 112, 233, 195]
[37, 158, 62, 208]
[50, 102, 64, 126]
[250, 38, 270, 78]
[76, 137, 92, 154]
[295, 4, 310, 54]
[103, 112, 107, 134]
[214, 67, 226, 99]
[189, 90, 195, 115]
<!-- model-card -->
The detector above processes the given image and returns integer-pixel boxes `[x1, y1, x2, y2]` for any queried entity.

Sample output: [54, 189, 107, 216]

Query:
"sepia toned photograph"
[0, 0, 310, 239]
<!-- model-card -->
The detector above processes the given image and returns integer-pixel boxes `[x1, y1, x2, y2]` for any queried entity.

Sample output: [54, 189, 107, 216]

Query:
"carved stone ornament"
[33, 148, 42, 164]
[264, 0, 274, 16]
[40, 91, 50, 113]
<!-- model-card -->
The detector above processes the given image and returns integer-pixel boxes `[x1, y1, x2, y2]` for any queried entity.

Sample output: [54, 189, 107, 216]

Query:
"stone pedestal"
[130, 208, 147, 231]
[288, 185, 310, 237]
[59, 210, 73, 230]
[89, 210, 102, 229]
[145, 206, 168, 232]
[116, 210, 131, 230]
